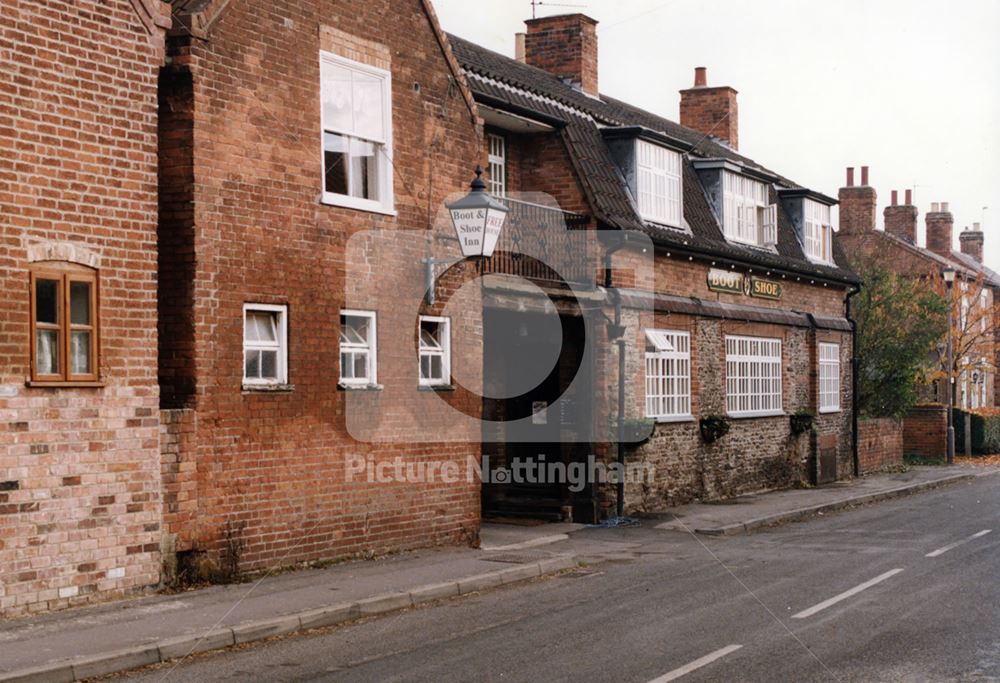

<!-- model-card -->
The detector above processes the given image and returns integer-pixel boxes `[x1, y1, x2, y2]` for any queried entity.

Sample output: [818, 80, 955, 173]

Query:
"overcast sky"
[434, 0, 1000, 267]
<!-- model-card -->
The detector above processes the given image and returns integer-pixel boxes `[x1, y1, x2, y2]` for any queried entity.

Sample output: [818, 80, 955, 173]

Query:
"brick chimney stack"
[679, 67, 739, 150]
[838, 166, 877, 234]
[884, 187, 918, 244]
[523, 14, 598, 96]
[925, 201, 955, 256]
[960, 222, 984, 263]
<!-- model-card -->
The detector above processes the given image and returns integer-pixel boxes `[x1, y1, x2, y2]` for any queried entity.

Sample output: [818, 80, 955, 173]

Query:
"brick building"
[450, 13, 860, 516]
[156, 0, 487, 578]
[836, 173, 1000, 413]
[1, 1, 171, 616]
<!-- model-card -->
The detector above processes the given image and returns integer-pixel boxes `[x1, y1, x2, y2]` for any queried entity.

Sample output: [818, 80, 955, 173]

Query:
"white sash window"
[818, 342, 840, 413]
[321, 51, 393, 214]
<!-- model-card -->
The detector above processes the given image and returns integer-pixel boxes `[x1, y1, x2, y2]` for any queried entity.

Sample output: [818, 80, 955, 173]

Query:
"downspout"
[603, 236, 628, 519]
[845, 282, 862, 477]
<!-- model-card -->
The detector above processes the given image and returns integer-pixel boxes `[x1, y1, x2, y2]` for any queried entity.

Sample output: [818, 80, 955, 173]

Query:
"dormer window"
[636, 140, 682, 227]
[723, 171, 776, 247]
[803, 199, 833, 264]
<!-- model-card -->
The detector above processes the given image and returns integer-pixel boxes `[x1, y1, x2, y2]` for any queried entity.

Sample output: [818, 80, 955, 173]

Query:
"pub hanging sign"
[707, 268, 782, 300]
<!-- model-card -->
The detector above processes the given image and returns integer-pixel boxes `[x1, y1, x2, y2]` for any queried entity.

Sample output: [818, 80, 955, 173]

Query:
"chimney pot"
[515, 33, 526, 62]
[905, 189, 912, 205]
[942, 201, 950, 213]
[861, 166, 869, 186]
[974, 222, 981, 231]
[694, 66, 707, 87]
[891, 190, 898, 206]
[931, 202, 939, 212]
[846, 167, 855, 186]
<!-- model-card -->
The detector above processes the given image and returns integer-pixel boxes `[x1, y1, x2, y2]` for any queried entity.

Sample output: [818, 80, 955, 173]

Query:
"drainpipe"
[603, 237, 628, 519]
[845, 282, 862, 476]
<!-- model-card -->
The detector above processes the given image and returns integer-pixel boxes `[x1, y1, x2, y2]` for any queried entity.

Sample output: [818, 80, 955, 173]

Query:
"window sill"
[728, 410, 786, 420]
[818, 407, 841, 414]
[242, 383, 294, 393]
[26, 380, 105, 388]
[649, 414, 694, 424]
[338, 382, 383, 391]
[321, 193, 396, 217]
[418, 383, 455, 392]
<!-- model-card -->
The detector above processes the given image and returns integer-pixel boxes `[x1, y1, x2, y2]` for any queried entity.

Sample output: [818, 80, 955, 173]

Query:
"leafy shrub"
[952, 408, 1000, 455]
[790, 410, 814, 435]
[700, 415, 731, 443]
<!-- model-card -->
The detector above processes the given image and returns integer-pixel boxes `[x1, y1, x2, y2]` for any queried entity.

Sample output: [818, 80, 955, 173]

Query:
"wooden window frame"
[29, 264, 99, 384]
[418, 315, 451, 387]
[636, 140, 682, 228]
[339, 309, 378, 386]
[487, 133, 506, 198]
[242, 303, 289, 386]
[644, 329, 692, 420]
[725, 334, 783, 418]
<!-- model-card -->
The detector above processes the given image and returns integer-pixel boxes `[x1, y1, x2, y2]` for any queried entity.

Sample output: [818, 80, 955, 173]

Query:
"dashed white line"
[647, 644, 743, 682]
[792, 568, 904, 619]
[926, 529, 992, 558]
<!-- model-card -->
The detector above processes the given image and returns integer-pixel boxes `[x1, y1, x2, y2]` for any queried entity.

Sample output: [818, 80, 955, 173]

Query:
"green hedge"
[952, 408, 1000, 455]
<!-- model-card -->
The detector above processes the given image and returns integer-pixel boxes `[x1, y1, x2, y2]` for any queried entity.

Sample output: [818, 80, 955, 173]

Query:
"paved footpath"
[654, 465, 981, 535]
[0, 465, 990, 683]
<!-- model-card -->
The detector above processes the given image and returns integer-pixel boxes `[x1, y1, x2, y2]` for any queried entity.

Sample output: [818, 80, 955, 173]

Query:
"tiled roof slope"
[449, 34, 858, 285]
[948, 251, 1000, 287]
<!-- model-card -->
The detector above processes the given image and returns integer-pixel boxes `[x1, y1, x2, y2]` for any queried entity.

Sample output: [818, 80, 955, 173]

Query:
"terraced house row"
[2, 1, 867, 616]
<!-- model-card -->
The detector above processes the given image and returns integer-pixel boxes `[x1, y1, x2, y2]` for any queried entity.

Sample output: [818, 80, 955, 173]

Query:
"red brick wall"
[523, 14, 599, 96]
[858, 417, 904, 473]
[903, 404, 947, 458]
[960, 230, 984, 263]
[0, 1, 166, 616]
[884, 204, 918, 244]
[837, 185, 877, 235]
[925, 210, 954, 257]
[679, 86, 738, 150]
[161, 0, 485, 573]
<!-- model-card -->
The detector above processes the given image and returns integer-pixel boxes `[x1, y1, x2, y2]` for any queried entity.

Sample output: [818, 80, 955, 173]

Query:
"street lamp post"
[943, 266, 956, 464]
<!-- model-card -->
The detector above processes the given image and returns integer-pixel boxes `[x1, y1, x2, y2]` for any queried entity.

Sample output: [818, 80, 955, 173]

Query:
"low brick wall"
[903, 404, 948, 459]
[858, 417, 904, 473]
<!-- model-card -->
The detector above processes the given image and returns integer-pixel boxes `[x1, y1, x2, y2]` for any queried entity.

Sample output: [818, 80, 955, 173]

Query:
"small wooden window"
[30, 264, 99, 383]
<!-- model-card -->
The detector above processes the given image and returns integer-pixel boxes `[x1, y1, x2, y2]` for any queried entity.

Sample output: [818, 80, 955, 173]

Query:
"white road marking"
[647, 644, 743, 682]
[925, 529, 992, 558]
[792, 568, 904, 619]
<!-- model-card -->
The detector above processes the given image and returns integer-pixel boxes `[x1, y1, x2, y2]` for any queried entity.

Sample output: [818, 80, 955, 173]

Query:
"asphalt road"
[112, 475, 1000, 682]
